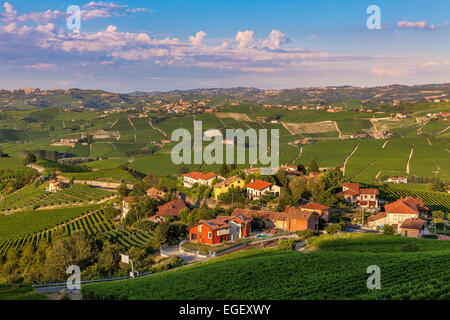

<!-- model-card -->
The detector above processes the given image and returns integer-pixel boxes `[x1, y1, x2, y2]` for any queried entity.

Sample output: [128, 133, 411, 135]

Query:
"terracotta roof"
[300, 203, 330, 211]
[182, 171, 217, 181]
[214, 176, 242, 189]
[123, 196, 135, 203]
[368, 212, 387, 222]
[283, 207, 317, 220]
[338, 189, 359, 196]
[216, 214, 253, 224]
[156, 199, 187, 217]
[342, 182, 360, 194]
[400, 218, 426, 230]
[360, 188, 379, 195]
[245, 179, 273, 191]
[190, 219, 230, 230]
[385, 197, 428, 215]
[232, 208, 285, 221]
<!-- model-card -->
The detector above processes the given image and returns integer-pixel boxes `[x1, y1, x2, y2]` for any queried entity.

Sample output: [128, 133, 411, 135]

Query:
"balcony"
[217, 228, 230, 236]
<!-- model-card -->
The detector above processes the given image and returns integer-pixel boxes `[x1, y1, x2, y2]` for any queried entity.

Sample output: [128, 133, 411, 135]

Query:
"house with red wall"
[187, 214, 252, 245]
[338, 182, 379, 210]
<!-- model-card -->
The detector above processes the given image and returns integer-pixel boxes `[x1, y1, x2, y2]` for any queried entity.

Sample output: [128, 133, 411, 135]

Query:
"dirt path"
[433, 161, 441, 175]
[381, 139, 390, 149]
[406, 147, 414, 174]
[128, 117, 137, 142]
[333, 121, 342, 139]
[281, 121, 295, 135]
[426, 138, 432, 146]
[291, 146, 303, 165]
[110, 118, 119, 128]
[62, 120, 66, 129]
[437, 126, 450, 135]
[370, 119, 378, 132]
[375, 170, 382, 181]
[343, 141, 360, 176]
[149, 118, 167, 138]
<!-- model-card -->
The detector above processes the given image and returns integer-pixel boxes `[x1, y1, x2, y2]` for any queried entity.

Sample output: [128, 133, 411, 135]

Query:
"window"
[208, 232, 212, 239]
[198, 225, 202, 233]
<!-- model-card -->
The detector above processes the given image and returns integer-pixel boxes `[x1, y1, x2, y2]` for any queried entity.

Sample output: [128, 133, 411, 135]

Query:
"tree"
[308, 159, 320, 174]
[97, 242, 121, 275]
[383, 224, 396, 235]
[219, 164, 230, 177]
[22, 153, 36, 165]
[289, 177, 307, 205]
[116, 182, 128, 198]
[322, 167, 344, 190]
[152, 222, 170, 248]
[429, 178, 446, 192]
[41, 231, 95, 282]
[275, 169, 288, 187]
[432, 210, 445, 220]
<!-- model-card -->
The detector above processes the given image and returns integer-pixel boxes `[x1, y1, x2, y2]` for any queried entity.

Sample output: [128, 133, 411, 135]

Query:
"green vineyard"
[378, 185, 450, 212]
[0, 208, 114, 255]
[0, 184, 113, 212]
[0, 208, 154, 256]
[35, 159, 90, 173]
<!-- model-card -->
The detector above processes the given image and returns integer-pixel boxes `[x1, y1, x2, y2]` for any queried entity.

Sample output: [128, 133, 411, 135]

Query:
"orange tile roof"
[368, 212, 387, 222]
[360, 188, 380, 195]
[342, 182, 360, 193]
[385, 197, 428, 215]
[400, 218, 426, 229]
[283, 207, 317, 220]
[301, 203, 330, 211]
[245, 179, 273, 191]
[182, 171, 217, 181]
[156, 199, 187, 217]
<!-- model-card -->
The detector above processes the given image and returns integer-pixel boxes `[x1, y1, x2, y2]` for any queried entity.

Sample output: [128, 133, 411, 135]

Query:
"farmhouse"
[46, 179, 66, 193]
[387, 177, 408, 184]
[399, 218, 426, 238]
[146, 187, 166, 200]
[367, 197, 429, 232]
[338, 183, 379, 210]
[188, 214, 252, 245]
[232, 208, 318, 232]
[282, 207, 319, 232]
[245, 179, 280, 200]
[155, 199, 187, 219]
[213, 176, 245, 200]
[182, 172, 217, 188]
[299, 202, 330, 222]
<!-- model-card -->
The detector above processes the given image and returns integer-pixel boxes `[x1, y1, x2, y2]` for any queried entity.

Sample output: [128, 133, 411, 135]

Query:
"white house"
[245, 179, 280, 200]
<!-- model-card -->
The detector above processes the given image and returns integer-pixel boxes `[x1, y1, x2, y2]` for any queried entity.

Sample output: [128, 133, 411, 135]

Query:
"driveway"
[161, 245, 208, 263]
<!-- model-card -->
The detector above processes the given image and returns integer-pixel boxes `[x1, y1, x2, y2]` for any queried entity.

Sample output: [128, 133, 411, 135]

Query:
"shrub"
[383, 224, 396, 235]
[278, 239, 296, 250]
[401, 242, 420, 252]
[296, 229, 316, 240]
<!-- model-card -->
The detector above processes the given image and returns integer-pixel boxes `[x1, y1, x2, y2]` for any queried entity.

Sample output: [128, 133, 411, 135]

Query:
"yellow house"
[213, 176, 245, 200]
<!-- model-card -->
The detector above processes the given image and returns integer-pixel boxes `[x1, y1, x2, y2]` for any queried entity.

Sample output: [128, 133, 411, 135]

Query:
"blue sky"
[0, 0, 449, 92]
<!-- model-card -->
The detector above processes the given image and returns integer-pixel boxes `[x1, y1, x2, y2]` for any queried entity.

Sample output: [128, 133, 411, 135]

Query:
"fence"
[32, 271, 153, 289]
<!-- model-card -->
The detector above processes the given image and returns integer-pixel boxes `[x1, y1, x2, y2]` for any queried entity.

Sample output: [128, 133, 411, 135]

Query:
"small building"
[46, 180, 66, 193]
[399, 218, 426, 238]
[155, 199, 187, 219]
[146, 187, 166, 200]
[187, 214, 252, 245]
[122, 196, 136, 218]
[245, 179, 280, 200]
[282, 207, 319, 232]
[182, 172, 217, 188]
[300, 203, 330, 222]
[338, 183, 379, 209]
[367, 197, 429, 232]
[387, 177, 408, 184]
[213, 176, 245, 200]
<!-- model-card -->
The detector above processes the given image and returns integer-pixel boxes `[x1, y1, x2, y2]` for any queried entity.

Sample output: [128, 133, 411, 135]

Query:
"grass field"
[82, 235, 450, 300]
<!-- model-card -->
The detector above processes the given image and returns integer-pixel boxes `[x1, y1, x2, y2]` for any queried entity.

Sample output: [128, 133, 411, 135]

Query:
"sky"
[0, 0, 449, 92]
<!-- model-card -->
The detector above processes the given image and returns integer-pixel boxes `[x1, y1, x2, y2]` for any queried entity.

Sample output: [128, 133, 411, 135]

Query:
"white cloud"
[260, 30, 289, 50]
[236, 30, 254, 50]
[189, 31, 206, 46]
[397, 20, 435, 29]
